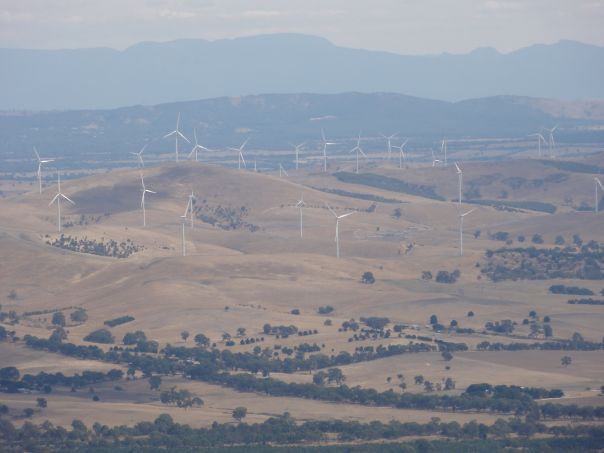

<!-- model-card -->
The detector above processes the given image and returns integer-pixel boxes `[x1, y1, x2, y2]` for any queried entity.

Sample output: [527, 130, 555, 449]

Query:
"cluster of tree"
[314, 186, 401, 204]
[485, 320, 515, 335]
[104, 315, 134, 327]
[334, 172, 445, 201]
[482, 242, 604, 281]
[0, 367, 123, 393]
[465, 383, 564, 400]
[46, 235, 142, 258]
[83, 329, 115, 344]
[435, 270, 461, 284]
[122, 331, 159, 353]
[550, 285, 594, 295]
[159, 386, 204, 409]
[186, 369, 603, 419]
[262, 324, 298, 337]
[312, 368, 346, 385]
[3, 413, 604, 451]
[568, 298, 604, 306]
[466, 199, 557, 214]
[194, 203, 259, 232]
[317, 305, 334, 315]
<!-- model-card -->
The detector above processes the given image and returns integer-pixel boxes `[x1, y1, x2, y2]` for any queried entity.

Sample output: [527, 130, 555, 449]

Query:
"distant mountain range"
[1, 92, 603, 172]
[1, 34, 604, 110]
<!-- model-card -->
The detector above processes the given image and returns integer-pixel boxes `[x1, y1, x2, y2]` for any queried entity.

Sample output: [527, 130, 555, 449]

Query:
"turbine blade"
[49, 194, 60, 206]
[338, 211, 356, 219]
[61, 194, 75, 204]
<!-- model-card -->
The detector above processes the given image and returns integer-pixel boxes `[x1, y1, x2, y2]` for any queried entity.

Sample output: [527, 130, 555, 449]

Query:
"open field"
[2, 153, 604, 433]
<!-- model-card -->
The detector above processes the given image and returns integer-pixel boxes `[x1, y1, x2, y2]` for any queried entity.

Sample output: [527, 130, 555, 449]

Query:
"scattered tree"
[149, 375, 162, 391]
[561, 356, 572, 367]
[361, 272, 375, 284]
[232, 406, 247, 422]
[181, 331, 190, 342]
[51, 312, 65, 327]
[194, 333, 210, 348]
[36, 398, 47, 409]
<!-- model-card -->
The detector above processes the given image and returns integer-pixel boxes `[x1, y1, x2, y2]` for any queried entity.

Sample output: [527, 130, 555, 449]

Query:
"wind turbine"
[184, 191, 195, 228]
[327, 205, 355, 259]
[279, 163, 289, 178]
[188, 129, 211, 161]
[130, 144, 147, 168]
[381, 133, 398, 158]
[291, 142, 305, 170]
[33, 147, 54, 194]
[140, 173, 156, 227]
[458, 208, 475, 257]
[454, 162, 463, 206]
[48, 171, 74, 232]
[393, 139, 408, 169]
[350, 133, 367, 174]
[320, 129, 336, 173]
[228, 138, 249, 170]
[441, 139, 448, 166]
[296, 193, 306, 238]
[543, 125, 558, 158]
[528, 133, 546, 157]
[595, 177, 604, 213]
[163, 113, 190, 162]
[431, 149, 441, 167]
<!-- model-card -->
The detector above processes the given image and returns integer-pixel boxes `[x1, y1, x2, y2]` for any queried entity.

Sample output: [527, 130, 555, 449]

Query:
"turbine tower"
[441, 139, 448, 166]
[48, 172, 75, 232]
[180, 214, 187, 257]
[595, 177, 604, 213]
[543, 125, 558, 158]
[163, 113, 190, 162]
[528, 133, 546, 157]
[279, 163, 289, 178]
[296, 193, 306, 238]
[454, 162, 463, 206]
[320, 129, 336, 173]
[431, 149, 441, 167]
[327, 205, 355, 259]
[33, 147, 54, 194]
[393, 139, 408, 169]
[229, 138, 249, 170]
[350, 133, 367, 174]
[458, 208, 475, 257]
[139, 173, 156, 227]
[291, 142, 304, 170]
[130, 144, 147, 168]
[188, 129, 211, 161]
[381, 133, 398, 159]
[184, 191, 195, 227]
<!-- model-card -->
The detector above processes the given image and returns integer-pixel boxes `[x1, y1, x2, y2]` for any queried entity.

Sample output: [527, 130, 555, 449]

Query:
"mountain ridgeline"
[1, 34, 604, 110]
[1, 92, 602, 171]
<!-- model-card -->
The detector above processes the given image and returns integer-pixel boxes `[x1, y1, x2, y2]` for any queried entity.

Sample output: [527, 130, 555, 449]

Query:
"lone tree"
[51, 311, 65, 327]
[180, 331, 190, 342]
[232, 406, 247, 422]
[36, 398, 47, 409]
[361, 272, 375, 284]
[327, 368, 346, 385]
[194, 333, 210, 348]
[149, 375, 162, 391]
[561, 356, 572, 367]
[429, 314, 438, 325]
[7, 290, 17, 300]
[441, 351, 453, 362]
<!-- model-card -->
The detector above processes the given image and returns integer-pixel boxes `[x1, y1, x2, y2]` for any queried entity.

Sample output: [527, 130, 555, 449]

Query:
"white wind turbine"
[139, 173, 156, 227]
[163, 113, 190, 162]
[327, 205, 355, 259]
[296, 193, 306, 238]
[279, 163, 289, 178]
[528, 133, 547, 157]
[595, 177, 604, 213]
[431, 149, 442, 167]
[229, 138, 249, 170]
[188, 129, 211, 161]
[457, 208, 475, 257]
[350, 133, 367, 174]
[130, 144, 147, 168]
[320, 129, 336, 173]
[393, 139, 408, 169]
[454, 162, 463, 206]
[381, 133, 398, 159]
[184, 191, 195, 227]
[441, 139, 448, 165]
[34, 147, 54, 194]
[48, 171, 74, 232]
[291, 142, 305, 170]
[543, 125, 558, 158]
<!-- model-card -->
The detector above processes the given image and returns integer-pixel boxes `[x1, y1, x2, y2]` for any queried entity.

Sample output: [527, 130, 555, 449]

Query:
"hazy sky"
[1, 0, 603, 54]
